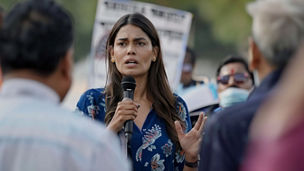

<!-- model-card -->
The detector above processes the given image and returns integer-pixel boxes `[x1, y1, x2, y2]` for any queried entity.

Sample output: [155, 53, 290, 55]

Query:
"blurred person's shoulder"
[0, 97, 128, 170]
[210, 98, 262, 131]
[0, 92, 115, 146]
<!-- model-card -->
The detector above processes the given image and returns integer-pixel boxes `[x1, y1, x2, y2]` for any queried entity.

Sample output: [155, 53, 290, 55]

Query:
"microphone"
[121, 76, 136, 142]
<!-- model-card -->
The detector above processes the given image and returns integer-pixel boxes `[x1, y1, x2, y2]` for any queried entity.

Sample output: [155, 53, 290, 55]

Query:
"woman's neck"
[133, 76, 149, 102]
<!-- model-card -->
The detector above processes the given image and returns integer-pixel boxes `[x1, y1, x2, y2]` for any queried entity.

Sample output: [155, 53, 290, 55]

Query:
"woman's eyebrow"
[116, 38, 128, 41]
[133, 37, 146, 41]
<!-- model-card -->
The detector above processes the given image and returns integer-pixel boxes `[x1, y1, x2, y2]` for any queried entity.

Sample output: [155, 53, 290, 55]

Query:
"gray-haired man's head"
[247, 0, 304, 68]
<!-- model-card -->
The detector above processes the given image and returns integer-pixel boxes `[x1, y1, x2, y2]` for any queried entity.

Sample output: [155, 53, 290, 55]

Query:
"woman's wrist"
[184, 153, 199, 168]
[184, 153, 198, 162]
[107, 122, 120, 133]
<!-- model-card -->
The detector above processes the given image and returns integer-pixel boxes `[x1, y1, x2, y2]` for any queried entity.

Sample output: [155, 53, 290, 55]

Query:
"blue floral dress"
[76, 88, 192, 171]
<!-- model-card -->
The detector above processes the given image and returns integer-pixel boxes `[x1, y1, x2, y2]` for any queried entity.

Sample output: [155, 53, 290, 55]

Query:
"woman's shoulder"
[174, 93, 187, 107]
[76, 88, 107, 120]
[77, 88, 106, 107]
[174, 93, 188, 114]
[174, 93, 192, 131]
[83, 88, 105, 96]
[81, 88, 106, 99]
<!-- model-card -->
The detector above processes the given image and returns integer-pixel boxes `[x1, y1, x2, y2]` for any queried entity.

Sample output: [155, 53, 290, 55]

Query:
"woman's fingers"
[193, 112, 205, 131]
[113, 100, 139, 124]
[108, 101, 138, 133]
[174, 121, 185, 140]
[118, 113, 137, 121]
[198, 115, 207, 134]
[117, 101, 138, 111]
[116, 109, 137, 119]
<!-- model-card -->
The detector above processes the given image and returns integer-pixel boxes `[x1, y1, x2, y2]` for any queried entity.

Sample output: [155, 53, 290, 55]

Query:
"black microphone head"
[121, 76, 136, 91]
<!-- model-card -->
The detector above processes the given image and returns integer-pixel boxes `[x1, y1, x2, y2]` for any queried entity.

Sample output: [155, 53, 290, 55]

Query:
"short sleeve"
[175, 95, 192, 132]
[76, 88, 106, 123]
[174, 95, 192, 170]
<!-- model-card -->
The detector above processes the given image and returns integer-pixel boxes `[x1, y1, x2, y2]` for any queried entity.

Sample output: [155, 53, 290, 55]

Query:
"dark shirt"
[199, 69, 282, 171]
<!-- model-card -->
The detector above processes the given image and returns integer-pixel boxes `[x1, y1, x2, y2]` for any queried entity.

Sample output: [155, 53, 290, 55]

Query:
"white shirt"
[0, 79, 130, 171]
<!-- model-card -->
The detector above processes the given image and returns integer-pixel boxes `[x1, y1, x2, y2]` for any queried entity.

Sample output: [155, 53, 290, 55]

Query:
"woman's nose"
[127, 44, 136, 55]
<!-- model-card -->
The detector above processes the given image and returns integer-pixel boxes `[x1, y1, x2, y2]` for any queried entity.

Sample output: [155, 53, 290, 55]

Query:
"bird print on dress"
[136, 124, 162, 162]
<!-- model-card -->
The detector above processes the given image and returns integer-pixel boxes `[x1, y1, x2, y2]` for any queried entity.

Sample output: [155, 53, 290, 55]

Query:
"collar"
[248, 68, 283, 101]
[0, 78, 60, 104]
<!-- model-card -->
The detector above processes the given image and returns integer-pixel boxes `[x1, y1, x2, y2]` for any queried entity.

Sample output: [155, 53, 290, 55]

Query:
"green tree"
[1, 0, 253, 61]
[1, 0, 98, 61]
[198, 0, 252, 46]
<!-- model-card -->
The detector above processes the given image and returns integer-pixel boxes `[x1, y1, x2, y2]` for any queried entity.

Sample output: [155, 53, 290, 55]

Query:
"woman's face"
[111, 24, 157, 78]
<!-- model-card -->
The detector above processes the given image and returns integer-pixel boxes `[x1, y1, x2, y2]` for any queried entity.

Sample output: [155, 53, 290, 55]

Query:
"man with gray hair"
[199, 0, 304, 170]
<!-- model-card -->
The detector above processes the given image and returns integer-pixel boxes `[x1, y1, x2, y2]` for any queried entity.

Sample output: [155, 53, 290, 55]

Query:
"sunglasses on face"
[217, 73, 249, 85]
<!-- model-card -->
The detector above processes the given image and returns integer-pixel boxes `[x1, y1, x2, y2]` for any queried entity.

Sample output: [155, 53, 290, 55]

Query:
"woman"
[76, 13, 206, 171]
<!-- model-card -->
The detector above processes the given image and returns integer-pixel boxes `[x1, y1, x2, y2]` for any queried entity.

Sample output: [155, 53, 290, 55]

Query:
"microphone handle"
[123, 89, 134, 142]
[124, 120, 133, 142]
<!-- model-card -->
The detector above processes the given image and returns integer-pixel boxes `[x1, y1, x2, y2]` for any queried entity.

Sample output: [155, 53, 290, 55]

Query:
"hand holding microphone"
[107, 76, 137, 142]
[121, 76, 136, 142]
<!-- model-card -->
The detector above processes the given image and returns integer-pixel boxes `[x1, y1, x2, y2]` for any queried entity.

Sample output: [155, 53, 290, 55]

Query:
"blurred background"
[1, 0, 252, 109]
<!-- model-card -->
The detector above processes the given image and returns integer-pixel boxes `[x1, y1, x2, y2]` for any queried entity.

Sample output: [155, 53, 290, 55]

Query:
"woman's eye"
[137, 42, 146, 46]
[117, 42, 126, 46]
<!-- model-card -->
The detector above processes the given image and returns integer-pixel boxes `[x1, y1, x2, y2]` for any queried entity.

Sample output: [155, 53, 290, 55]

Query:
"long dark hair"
[104, 13, 182, 150]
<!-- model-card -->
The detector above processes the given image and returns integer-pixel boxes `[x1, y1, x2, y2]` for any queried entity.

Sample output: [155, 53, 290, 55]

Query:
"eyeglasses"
[217, 73, 249, 85]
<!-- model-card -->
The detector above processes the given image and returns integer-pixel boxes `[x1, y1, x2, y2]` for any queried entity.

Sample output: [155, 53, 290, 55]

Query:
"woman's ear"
[110, 45, 114, 58]
[152, 47, 159, 60]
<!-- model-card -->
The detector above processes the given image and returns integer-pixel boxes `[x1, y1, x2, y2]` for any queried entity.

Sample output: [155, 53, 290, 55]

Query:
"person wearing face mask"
[199, 0, 304, 170]
[216, 56, 254, 110]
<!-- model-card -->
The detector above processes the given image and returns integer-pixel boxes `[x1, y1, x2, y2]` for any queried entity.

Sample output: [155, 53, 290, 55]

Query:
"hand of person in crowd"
[107, 99, 139, 133]
[175, 113, 207, 161]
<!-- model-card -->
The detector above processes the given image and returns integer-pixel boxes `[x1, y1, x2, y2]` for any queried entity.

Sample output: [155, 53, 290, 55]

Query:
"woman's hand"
[107, 99, 139, 133]
[175, 113, 207, 161]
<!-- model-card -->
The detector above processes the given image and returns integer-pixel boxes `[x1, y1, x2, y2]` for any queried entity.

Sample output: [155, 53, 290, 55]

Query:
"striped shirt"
[0, 79, 130, 171]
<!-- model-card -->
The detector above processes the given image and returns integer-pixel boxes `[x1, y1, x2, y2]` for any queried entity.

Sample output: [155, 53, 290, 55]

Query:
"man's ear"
[50, 48, 73, 102]
[0, 66, 2, 87]
[248, 37, 262, 71]
[60, 48, 73, 80]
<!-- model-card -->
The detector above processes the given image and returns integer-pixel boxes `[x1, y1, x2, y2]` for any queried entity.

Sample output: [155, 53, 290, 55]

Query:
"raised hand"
[175, 113, 207, 161]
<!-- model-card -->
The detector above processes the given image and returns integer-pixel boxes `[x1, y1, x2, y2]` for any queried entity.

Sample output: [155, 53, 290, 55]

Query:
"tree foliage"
[1, 0, 97, 61]
[198, 0, 252, 45]
[1, 0, 253, 61]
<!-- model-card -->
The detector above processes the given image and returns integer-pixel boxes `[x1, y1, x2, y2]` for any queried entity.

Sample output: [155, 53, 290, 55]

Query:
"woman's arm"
[175, 113, 207, 171]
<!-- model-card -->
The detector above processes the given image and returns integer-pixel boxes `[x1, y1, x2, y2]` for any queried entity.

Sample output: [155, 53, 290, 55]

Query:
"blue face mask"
[219, 87, 250, 108]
